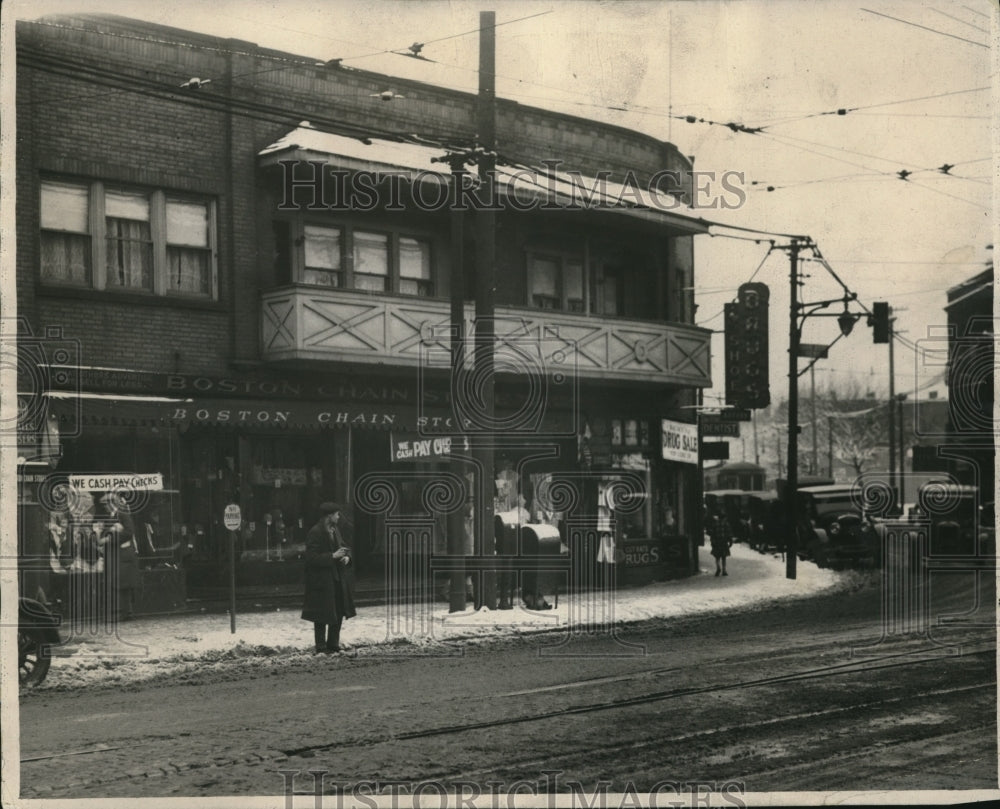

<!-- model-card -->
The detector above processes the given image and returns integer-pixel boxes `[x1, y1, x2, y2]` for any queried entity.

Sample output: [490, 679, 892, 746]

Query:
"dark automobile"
[797, 485, 880, 568]
[915, 481, 991, 556]
[18, 597, 60, 687]
[746, 491, 781, 552]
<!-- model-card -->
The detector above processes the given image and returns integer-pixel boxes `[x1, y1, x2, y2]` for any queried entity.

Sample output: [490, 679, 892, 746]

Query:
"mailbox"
[521, 523, 565, 609]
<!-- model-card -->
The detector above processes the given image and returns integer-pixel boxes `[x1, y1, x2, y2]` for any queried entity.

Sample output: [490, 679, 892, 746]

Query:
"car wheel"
[18, 626, 52, 688]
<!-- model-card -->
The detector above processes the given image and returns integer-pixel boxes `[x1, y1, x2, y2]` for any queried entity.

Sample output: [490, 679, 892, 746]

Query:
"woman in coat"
[301, 502, 356, 653]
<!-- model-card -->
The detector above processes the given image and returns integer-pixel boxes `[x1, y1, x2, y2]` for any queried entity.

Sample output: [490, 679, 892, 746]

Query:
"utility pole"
[752, 409, 759, 466]
[827, 414, 834, 479]
[785, 240, 800, 579]
[447, 159, 467, 613]
[887, 311, 896, 514]
[810, 364, 818, 475]
[472, 10, 497, 608]
[897, 394, 906, 509]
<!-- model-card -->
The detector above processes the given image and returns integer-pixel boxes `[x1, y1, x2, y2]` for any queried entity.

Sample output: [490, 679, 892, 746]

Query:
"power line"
[929, 7, 990, 34]
[748, 86, 990, 129]
[860, 8, 989, 47]
[963, 5, 990, 19]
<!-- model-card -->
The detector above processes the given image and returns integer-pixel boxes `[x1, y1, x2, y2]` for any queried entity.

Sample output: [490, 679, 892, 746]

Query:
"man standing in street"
[301, 503, 356, 653]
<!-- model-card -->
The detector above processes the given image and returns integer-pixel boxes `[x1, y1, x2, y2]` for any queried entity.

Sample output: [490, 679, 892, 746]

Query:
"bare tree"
[827, 405, 884, 476]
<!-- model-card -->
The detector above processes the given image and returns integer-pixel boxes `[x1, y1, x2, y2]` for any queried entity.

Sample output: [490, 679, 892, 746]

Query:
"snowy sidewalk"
[37, 545, 855, 690]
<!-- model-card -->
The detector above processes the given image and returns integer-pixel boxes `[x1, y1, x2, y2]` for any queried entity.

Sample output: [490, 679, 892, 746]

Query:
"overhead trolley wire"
[860, 7, 990, 47]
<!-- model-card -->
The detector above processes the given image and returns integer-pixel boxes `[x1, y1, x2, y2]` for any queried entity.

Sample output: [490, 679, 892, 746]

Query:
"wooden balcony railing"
[261, 286, 711, 386]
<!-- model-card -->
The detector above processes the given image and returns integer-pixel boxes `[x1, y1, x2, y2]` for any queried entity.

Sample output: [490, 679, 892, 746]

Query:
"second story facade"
[17, 13, 711, 392]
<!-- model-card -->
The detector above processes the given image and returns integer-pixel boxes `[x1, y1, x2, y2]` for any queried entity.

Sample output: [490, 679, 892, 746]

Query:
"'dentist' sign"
[660, 420, 699, 465]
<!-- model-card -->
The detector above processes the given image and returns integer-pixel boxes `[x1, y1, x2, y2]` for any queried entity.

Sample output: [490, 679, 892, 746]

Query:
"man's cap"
[319, 502, 344, 515]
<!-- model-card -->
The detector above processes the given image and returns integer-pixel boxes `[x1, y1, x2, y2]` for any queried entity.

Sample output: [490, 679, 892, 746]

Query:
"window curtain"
[106, 219, 152, 289]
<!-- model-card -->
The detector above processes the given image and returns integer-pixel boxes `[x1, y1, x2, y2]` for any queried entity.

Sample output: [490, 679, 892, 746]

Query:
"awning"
[45, 392, 186, 430]
[258, 123, 709, 236]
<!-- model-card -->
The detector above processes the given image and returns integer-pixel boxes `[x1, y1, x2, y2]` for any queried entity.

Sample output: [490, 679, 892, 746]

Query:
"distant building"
[943, 267, 994, 501]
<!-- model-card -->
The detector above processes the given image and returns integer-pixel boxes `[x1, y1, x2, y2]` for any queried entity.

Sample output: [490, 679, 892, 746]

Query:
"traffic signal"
[725, 282, 770, 408]
[871, 301, 890, 344]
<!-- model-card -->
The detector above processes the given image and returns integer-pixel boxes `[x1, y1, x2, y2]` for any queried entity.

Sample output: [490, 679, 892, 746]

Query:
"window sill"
[36, 284, 225, 311]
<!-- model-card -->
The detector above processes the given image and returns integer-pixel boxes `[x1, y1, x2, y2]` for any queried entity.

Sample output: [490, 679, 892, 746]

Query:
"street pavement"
[37, 544, 854, 690]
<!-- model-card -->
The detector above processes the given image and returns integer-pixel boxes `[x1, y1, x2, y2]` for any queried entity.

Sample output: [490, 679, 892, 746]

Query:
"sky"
[5, 0, 997, 405]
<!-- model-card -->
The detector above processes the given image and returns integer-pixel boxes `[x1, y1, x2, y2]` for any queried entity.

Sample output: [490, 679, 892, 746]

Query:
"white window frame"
[39, 178, 218, 299]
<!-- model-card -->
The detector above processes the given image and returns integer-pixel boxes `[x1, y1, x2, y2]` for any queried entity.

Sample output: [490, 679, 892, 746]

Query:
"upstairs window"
[290, 221, 435, 297]
[39, 179, 217, 299]
[105, 190, 153, 291]
[399, 237, 433, 296]
[167, 199, 213, 295]
[353, 231, 390, 292]
[528, 253, 584, 312]
[40, 181, 91, 285]
[303, 224, 343, 287]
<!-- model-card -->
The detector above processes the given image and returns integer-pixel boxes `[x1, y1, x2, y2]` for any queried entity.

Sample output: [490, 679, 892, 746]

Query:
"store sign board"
[391, 433, 467, 462]
[621, 539, 664, 567]
[253, 467, 307, 486]
[660, 420, 699, 465]
[223, 504, 242, 531]
[701, 420, 740, 438]
[68, 473, 164, 492]
[701, 442, 731, 461]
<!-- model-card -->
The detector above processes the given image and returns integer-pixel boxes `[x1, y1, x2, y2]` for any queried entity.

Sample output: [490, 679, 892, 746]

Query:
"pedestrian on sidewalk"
[710, 521, 731, 577]
[301, 502, 356, 653]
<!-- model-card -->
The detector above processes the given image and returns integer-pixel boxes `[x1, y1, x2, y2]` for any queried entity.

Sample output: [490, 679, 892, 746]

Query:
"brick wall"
[17, 14, 698, 381]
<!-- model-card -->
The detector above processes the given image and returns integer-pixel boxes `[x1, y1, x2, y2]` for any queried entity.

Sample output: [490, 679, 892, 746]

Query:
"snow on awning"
[258, 123, 709, 235]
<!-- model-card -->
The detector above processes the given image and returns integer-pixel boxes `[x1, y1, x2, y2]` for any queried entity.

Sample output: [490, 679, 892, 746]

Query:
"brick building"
[16, 14, 713, 611]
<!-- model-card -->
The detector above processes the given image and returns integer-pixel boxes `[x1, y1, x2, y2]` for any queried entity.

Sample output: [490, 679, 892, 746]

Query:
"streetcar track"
[278, 645, 996, 756]
[23, 643, 994, 767]
[23, 680, 994, 792]
[407, 682, 995, 787]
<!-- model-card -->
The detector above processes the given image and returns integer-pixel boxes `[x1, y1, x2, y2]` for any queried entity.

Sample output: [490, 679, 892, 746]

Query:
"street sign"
[223, 503, 242, 531]
[797, 343, 829, 359]
[701, 420, 740, 438]
[701, 441, 730, 461]
[718, 408, 752, 422]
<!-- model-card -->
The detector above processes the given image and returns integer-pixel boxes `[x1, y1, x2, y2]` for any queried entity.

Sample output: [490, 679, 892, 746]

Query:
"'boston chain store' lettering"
[170, 408, 399, 425]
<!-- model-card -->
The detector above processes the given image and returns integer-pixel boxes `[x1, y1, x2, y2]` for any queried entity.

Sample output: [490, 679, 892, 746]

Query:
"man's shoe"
[722, 571, 728, 576]
[325, 645, 341, 654]
[715, 570, 720, 577]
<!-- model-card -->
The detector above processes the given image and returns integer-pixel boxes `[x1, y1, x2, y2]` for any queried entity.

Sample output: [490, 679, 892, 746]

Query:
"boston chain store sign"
[166, 400, 468, 431]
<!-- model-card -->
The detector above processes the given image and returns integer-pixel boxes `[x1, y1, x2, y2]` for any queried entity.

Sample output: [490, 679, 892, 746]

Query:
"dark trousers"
[313, 618, 343, 650]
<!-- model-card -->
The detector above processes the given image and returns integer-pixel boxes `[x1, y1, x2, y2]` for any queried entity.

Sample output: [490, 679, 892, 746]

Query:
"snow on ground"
[32, 545, 859, 691]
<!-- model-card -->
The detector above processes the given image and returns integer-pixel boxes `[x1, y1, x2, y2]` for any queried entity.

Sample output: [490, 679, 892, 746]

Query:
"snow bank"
[30, 545, 853, 691]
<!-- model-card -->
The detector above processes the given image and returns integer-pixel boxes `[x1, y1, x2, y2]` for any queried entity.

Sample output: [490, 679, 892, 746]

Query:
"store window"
[40, 179, 217, 298]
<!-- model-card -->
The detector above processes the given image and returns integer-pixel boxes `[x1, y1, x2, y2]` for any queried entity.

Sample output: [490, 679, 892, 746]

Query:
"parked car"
[18, 597, 60, 687]
[797, 485, 881, 568]
[916, 481, 982, 556]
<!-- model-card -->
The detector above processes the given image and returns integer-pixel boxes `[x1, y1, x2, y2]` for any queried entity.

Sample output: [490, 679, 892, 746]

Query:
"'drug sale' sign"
[660, 420, 699, 465]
